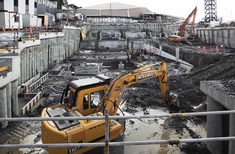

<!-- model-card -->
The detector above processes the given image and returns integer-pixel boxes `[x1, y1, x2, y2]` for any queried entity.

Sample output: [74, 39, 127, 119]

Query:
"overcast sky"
[67, 0, 235, 22]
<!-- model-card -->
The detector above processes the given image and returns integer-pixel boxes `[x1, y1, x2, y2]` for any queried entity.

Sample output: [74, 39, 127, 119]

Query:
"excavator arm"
[102, 61, 172, 116]
[178, 6, 197, 37]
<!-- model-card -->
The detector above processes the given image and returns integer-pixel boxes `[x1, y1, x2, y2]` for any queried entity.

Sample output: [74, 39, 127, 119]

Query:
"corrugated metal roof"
[76, 2, 151, 18]
[78, 9, 101, 16]
[129, 8, 151, 17]
[83, 2, 139, 10]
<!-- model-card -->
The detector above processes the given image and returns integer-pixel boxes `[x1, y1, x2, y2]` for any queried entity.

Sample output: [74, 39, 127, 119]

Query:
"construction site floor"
[1, 47, 235, 153]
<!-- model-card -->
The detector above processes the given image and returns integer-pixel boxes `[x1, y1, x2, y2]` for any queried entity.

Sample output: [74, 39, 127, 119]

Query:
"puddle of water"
[118, 107, 174, 154]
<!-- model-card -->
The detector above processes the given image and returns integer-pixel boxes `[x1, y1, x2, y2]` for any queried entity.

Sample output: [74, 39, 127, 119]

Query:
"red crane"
[166, 6, 199, 44]
[178, 6, 197, 37]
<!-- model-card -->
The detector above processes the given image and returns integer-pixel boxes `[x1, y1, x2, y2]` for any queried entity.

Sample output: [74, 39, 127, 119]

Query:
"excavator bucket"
[167, 92, 181, 112]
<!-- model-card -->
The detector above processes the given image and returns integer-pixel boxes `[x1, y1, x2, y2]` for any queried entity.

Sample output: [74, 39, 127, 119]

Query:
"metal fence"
[1, 109, 235, 153]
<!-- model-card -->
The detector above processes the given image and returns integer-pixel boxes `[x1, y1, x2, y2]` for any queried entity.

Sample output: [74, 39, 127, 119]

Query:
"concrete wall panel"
[18, 0, 26, 14]
[197, 28, 235, 48]
[0, 86, 8, 128]
[19, 29, 80, 84]
[4, 0, 14, 12]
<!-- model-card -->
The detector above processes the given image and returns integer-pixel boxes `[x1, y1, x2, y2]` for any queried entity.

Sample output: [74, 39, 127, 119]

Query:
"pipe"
[104, 109, 110, 154]
[0, 136, 235, 148]
[1, 110, 235, 122]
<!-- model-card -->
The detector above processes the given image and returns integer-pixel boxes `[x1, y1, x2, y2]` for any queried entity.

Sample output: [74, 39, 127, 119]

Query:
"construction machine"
[167, 6, 201, 44]
[41, 61, 177, 154]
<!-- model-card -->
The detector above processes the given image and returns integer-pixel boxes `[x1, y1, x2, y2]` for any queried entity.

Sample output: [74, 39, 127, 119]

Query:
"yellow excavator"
[41, 61, 177, 154]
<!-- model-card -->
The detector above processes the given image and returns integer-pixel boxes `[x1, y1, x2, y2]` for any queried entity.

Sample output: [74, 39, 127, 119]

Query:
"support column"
[159, 45, 162, 56]
[175, 47, 179, 62]
[11, 79, 19, 117]
[207, 96, 224, 154]
[6, 83, 12, 118]
[229, 114, 235, 154]
[0, 86, 8, 128]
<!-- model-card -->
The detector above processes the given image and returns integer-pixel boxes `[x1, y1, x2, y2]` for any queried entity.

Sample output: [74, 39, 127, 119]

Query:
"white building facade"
[0, 0, 57, 29]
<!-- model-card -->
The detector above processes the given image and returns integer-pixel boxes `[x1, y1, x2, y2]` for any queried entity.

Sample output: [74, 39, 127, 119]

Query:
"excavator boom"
[103, 61, 170, 115]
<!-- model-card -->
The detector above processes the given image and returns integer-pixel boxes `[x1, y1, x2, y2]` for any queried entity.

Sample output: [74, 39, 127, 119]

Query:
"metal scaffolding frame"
[1, 109, 235, 153]
[204, 0, 217, 22]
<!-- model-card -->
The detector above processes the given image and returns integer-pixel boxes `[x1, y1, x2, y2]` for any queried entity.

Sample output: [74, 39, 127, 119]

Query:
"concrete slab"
[200, 80, 235, 154]
[200, 80, 235, 110]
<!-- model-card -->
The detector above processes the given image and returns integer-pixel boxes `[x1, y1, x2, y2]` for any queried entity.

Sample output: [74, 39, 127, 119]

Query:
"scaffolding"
[204, 0, 218, 22]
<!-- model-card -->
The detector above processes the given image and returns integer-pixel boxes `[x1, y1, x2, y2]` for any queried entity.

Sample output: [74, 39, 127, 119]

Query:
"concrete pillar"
[229, 113, 235, 154]
[11, 80, 19, 117]
[207, 96, 224, 154]
[26, 49, 29, 81]
[0, 86, 8, 128]
[29, 51, 32, 78]
[175, 47, 179, 62]
[6, 83, 12, 118]
[159, 45, 162, 56]
[23, 51, 26, 83]
[32, 49, 35, 76]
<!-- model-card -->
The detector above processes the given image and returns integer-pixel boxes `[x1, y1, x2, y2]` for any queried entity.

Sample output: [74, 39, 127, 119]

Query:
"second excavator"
[41, 61, 178, 154]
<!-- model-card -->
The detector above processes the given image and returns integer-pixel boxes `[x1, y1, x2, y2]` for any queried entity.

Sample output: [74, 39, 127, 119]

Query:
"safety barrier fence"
[1, 109, 235, 153]
[196, 45, 225, 54]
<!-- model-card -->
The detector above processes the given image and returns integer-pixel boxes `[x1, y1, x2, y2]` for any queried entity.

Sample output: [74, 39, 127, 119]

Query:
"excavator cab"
[61, 75, 110, 116]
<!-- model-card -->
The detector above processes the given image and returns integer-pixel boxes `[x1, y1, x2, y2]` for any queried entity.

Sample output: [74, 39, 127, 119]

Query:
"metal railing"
[1, 109, 235, 153]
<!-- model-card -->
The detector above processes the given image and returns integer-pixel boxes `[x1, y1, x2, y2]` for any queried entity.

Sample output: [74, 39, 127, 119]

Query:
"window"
[90, 90, 104, 108]
[34, 2, 37, 8]
[14, 0, 18, 6]
[14, 16, 19, 22]
[26, 0, 29, 5]
[83, 94, 89, 110]
[69, 91, 75, 107]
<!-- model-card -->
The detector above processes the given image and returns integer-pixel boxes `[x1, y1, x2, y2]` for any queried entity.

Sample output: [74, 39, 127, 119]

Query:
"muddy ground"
[1, 46, 235, 154]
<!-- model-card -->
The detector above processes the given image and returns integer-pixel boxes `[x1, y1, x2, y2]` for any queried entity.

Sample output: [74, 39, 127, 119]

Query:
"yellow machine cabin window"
[90, 90, 104, 108]
[78, 86, 107, 116]
[69, 91, 76, 107]
[83, 94, 89, 110]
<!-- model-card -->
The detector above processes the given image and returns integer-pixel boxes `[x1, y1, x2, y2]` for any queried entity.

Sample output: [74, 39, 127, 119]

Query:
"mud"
[1, 46, 235, 154]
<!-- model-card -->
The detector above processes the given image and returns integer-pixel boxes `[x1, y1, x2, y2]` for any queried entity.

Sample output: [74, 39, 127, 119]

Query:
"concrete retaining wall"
[19, 28, 81, 85]
[197, 28, 235, 48]
[89, 23, 172, 38]
[161, 45, 221, 67]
